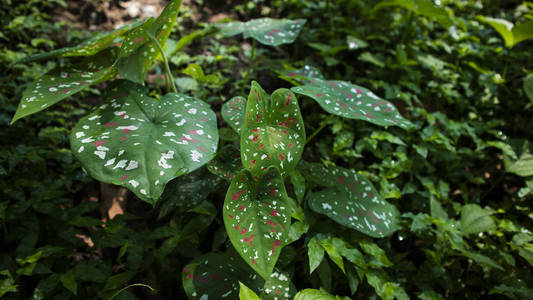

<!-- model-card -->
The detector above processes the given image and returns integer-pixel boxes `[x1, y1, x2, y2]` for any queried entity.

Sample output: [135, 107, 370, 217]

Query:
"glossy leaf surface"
[70, 80, 218, 204]
[217, 18, 306, 46]
[12, 50, 117, 123]
[223, 167, 291, 279]
[222, 96, 247, 133]
[207, 144, 242, 181]
[299, 161, 399, 237]
[292, 79, 413, 128]
[241, 82, 305, 178]
[182, 249, 264, 300]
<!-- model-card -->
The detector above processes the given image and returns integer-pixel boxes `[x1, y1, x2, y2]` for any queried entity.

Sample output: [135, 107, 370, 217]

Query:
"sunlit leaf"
[70, 80, 218, 204]
[217, 18, 306, 46]
[12, 50, 117, 123]
[300, 161, 399, 238]
[223, 167, 291, 279]
[241, 82, 305, 178]
[292, 79, 412, 128]
[239, 282, 261, 300]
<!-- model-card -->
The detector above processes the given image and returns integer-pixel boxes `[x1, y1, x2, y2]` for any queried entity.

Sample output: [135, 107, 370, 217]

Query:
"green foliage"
[3, 0, 533, 299]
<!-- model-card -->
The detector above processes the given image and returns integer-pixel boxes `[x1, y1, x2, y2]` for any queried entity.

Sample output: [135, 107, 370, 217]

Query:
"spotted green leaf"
[299, 161, 399, 238]
[207, 144, 242, 181]
[223, 167, 291, 279]
[17, 21, 138, 64]
[261, 271, 295, 300]
[182, 249, 264, 300]
[282, 65, 325, 84]
[222, 96, 247, 133]
[12, 49, 117, 123]
[217, 18, 306, 46]
[291, 79, 413, 128]
[241, 82, 305, 179]
[118, 0, 182, 83]
[70, 80, 218, 204]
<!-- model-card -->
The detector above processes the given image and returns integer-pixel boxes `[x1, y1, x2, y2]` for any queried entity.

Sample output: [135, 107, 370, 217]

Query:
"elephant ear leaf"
[222, 96, 247, 133]
[223, 167, 291, 279]
[217, 18, 306, 46]
[70, 80, 218, 204]
[299, 161, 399, 238]
[241, 81, 305, 179]
[282, 65, 325, 84]
[12, 49, 118, 123]
[292, 79, 413, 129]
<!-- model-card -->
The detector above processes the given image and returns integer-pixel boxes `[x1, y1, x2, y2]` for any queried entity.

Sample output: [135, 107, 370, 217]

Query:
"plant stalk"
[145, 32, 177, 93]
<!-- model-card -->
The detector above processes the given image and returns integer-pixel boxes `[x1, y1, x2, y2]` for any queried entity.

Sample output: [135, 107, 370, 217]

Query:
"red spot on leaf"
[271, 240, 281, 254]
[105, 122, 118, 127]
[92, 140, 108, 147]
[266, 220, 277, 227]
[241, 228, 247, 234]
[365, 113, 376, 119]
[197, 146, 207, 152]
[368, 211, 379, 224]
[244, 235, 255, 246]
[188, 129, 199, 135]
[119, 175, 129, 181]
[120, 137, 127, 140]
[279, 153, 285, 161]
[238, 204, 247, 210]
[269, 187, 276, 196]
[228, 214, 234, 218]
[285, 93, 291, 106]
[259, 144, 265, 149]
[270, 209, 278, 216]
[181, 137, 199, 142]
[122, 129, 131, 134]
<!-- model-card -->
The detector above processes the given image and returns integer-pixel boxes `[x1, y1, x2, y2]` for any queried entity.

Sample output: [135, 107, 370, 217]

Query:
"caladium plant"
[216, 18, 306, 47]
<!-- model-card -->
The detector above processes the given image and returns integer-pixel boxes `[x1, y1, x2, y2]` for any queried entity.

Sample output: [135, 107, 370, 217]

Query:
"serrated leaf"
[70, 80, 218, 204]
[207, 144, 242, 181]
[292, 79, 413, 128]
[300, 161, 399, 238]
[460, 204, 495, 235]
[282, 65, 325, 84]
[524, 74, 533, 103]
[241, 82, 305, 178]
[183, 249, 264, 300]
[217, 18, 306, 46]
[12, 50, 117, 123]
[223, 167, 291, 279]
[222, 96, 247, 133]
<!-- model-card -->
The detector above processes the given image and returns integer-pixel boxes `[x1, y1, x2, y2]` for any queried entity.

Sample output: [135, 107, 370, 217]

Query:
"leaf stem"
[305, 114, 334, 145]
[145, 32, 177, 93]
[108, 283, 155, 300]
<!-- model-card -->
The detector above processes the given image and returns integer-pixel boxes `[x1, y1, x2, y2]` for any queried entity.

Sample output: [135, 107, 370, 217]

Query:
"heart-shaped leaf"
[118, 0, 182, 83]
[12, 49, 118, 123]
[241, 82, 305, 178]
[291, 79, 413, 128]
[217, 18, 306, 46]
[282, 65, 325, 84]
[223, 167, 291, 279]
[182, 248, 264, 300]
[299, 161, 399, 238]
[207, 144, 242, 181]
[70, 80, 218, 204]
[17, 21, 139, 64]
[222, 96, 247, 133]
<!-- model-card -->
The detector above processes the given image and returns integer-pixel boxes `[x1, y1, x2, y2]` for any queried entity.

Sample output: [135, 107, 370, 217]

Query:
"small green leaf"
[0, 270, 17, 297]
[222, 96, 247, 133]
[289, 170, 306, 204]
[504, 139, 533, 177]
[60, 271, 77, 295]
[294, 288, 349, 300]
[241, 82, 305, 178]
[12, 50, 117, 123]
[460, 204, 495, 235]
[346, 36, 368, 50]
[70, 80, 218, 204]
[308, 237, 325, 274]
[223, 167, 291, 279]
[291, 79, 413, 128]
[300, 161, 399, 238]
[217, 18, 306, 46]
[182, 249, 264, 300]
[239, 282, 261, 300]
[319, 238, 345, 273]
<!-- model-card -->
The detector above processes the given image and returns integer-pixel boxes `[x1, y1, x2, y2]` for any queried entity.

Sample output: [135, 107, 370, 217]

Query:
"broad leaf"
[223, 167, 291, 279]
[12, 50, 117, 123]
[460, 204, 495, 235]
[217, 18, 306, 46]
[17, 21, 138, 63]
[70, 80, 218, 204]
[222, 96, 247, 133]
[182, 249, 264, 300]
[241, 82, 305, 178]
[291, 79, 413, 128]
[300, 161, 399, 238]
[282, 65, 325, 84]
[207, 144, 242, 181]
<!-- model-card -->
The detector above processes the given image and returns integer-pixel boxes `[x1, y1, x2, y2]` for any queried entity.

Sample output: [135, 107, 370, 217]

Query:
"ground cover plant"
[1, 0, 533, 299]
